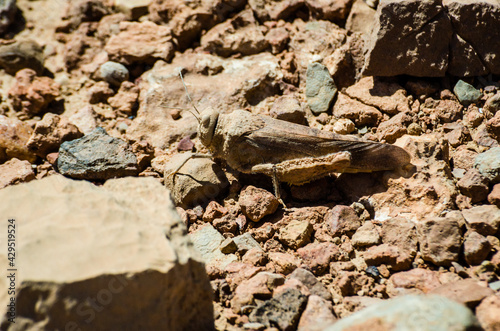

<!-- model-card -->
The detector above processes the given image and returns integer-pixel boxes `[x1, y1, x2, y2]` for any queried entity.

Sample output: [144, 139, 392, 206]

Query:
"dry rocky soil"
[0, 0, 500, 330]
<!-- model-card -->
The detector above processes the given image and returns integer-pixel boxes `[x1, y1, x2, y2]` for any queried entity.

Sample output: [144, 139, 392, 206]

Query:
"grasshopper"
[175, 71, 411, 203]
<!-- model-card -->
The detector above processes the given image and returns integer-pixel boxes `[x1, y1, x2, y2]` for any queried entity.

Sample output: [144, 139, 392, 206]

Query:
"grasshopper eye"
[199, 109, 218, 147]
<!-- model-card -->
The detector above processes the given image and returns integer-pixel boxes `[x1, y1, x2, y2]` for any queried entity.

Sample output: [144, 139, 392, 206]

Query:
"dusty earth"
[0, 0, 500, 330]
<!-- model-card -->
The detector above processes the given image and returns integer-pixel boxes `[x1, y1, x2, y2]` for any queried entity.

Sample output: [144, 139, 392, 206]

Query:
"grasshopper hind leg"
[272, 165, 287, 208]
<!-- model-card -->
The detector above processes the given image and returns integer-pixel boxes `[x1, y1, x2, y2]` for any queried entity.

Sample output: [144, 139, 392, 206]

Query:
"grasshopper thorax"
[199, 107, 219, 147]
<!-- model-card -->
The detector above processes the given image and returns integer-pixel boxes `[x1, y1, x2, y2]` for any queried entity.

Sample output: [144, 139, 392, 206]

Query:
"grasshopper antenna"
[178, 69, 201, 123]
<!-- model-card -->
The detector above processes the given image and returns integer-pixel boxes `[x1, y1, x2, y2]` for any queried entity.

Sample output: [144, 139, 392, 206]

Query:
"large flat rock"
[0, 175, 214, 331]
[363, 0, 500, 77]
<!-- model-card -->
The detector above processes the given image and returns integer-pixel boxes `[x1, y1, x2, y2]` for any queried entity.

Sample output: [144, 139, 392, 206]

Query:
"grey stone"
[249, 288, 307, 330]
[306, 62, 337, 115]
[57, 127, 139, 181]
[190, 224, 238, 269]
[100, 61, 129, 87]
[233, 233, 263, 254]
[324, 295, 480, 331]
[163, 153, 229, 208]
[59, 0, 110, 32]
[453, 80, 482, 106]
[489, 280, 500, 291]
[0, 176, 215, 331]
[475, 147, 500, 183]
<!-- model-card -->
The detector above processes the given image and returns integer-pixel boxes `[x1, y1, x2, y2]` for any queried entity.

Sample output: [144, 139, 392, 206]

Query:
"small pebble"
[407, 122, 423, 135]
[365, 266, 380, 277]
[117, 122, 128, 133]
[243, 322, 265, 330]
[358, 126, 369, 134]
[100, 61, 129, 87]
[220, 238, 237, 254]
[177, 136, 195, 151]
[333, 118, 355, 134]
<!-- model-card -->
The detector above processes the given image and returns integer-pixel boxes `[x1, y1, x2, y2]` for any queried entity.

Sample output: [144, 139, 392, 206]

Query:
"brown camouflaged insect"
[178, 71, 411, 201]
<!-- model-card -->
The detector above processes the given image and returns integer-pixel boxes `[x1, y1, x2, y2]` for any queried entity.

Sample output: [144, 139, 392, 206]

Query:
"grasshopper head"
[199, 107, 219, 147]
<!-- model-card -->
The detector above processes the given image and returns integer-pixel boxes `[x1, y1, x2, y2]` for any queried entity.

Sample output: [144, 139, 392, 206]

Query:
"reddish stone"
[108, 81, 139, 115]
[242, 248, 268, 267]
[325, 205, 361, 237]
[387, 268, 441, 297]
[488, 184, 500, 207]
[88, 81, 114, 104]
[230, 271, 284, 313]
[105, 21, 175, 65]
[363, 243, 413, 271]
[297, 295, 337, 331]
[202, 201, 228, 223]
[267, 252, 300, 275]
[457, 168, 489, 203]
[8, 69, 60, 118]
[462, 205, 500, 236]
[26, 113, 83, 157]
[417, 215, 462, 266]
[335, 271, 374, 296]
[0, 115, 36, 163]
[239, 186, 279, 222]
[430, 279, 495, 309]
[486, 109, 500, 139]
[464, 231, 492, 266]
[224, 262, 264, 291]
[0, 158, 35, 189]
[381, 217, 418, 256]
[477, 294, 500, 331]
[297, 242, 340, 275]
[177, 136, 195, 151]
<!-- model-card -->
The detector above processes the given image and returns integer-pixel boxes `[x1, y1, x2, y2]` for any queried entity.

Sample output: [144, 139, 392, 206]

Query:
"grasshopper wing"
[237, 115, 411, 173]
